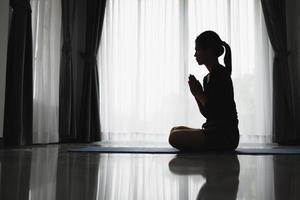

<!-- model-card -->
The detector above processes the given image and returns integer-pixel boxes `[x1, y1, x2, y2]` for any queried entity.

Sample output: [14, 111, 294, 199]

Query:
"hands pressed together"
[188, 74, 203, 97]
[188, 74, 206, 106]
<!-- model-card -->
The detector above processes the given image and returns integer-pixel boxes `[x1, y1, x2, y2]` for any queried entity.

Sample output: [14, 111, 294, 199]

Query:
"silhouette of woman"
[169, 30, 239, 151]
[168, 154, 240, 200]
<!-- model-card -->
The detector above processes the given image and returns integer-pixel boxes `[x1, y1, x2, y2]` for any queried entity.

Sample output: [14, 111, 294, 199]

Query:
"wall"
[286, 0, 300, 138]
[0, 0, 9, 138]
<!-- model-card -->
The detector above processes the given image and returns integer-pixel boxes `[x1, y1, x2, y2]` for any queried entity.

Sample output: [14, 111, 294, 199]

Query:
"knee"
[170, 126, 180, 133]
[169, 131, 180, 148]
[170, 127, 176, 133]
[170, 126, 187, 133]
[169, 132, 174, 147]
[169, 132, 176, 147]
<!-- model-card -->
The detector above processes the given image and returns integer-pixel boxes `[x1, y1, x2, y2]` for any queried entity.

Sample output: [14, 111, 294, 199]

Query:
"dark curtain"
[78, 0, 107, 142]
[0, 151, 32, 200]
[56, 149, 100, 200]
[59, 0, 77, 142]
[3, 0, 33, 146]
[261, 0, 296, 144]
[273, 156, 300, 200]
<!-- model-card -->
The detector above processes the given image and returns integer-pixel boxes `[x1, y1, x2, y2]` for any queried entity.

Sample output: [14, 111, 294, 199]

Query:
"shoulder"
[211, 66, 230, 80]
[214, 65, 228, 74]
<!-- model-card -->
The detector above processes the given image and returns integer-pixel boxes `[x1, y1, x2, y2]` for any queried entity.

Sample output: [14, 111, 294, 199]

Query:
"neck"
[205, 59, 220, 73]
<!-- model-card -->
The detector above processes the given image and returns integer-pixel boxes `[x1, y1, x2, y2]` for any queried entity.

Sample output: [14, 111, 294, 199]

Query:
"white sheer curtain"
[98, 0, 273, 143]
[29, 147, 58, 200]
[31, 0, 61, 144]
[96, 154, 205, 200]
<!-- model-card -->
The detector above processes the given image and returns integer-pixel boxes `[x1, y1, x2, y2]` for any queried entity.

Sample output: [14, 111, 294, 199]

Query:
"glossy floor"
[0, 143, 300, 200]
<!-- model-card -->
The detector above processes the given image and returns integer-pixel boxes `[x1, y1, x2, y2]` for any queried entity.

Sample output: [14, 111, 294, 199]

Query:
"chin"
[196, 59, 203, 65]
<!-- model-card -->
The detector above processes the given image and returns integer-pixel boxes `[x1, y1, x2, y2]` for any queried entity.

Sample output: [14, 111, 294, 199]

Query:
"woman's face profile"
[194, 47, 207, 65]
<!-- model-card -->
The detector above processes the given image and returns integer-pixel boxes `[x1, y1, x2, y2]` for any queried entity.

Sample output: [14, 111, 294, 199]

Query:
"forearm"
[195, 93, 207, 107]
[194, 94, 207, 117]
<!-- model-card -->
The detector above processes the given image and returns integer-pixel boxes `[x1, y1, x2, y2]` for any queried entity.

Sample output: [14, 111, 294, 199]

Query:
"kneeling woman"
[169, 31, 239, 151]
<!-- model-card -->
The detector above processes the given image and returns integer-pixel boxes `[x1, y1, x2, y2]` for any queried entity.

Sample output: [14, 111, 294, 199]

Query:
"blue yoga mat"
[68, 146, 300, 155]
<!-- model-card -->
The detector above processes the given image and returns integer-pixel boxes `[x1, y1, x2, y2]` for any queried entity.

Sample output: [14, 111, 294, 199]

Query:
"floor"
[0, 142, 300, 200]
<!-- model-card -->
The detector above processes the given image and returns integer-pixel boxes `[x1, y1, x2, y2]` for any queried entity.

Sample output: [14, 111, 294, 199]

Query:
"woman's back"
[202, 65, 238, 127]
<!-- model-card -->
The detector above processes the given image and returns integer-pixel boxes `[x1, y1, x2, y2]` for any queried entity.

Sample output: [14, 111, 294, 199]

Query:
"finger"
[192, 78, 199, 83]
[189, 82, 196, 88]
[190, 78, 197, 84]
[195, 80, 202, 85]
[189, 74, 195, 79]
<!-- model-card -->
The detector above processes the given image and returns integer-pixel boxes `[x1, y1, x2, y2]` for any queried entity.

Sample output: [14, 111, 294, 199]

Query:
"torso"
[203, 66, 238, 127]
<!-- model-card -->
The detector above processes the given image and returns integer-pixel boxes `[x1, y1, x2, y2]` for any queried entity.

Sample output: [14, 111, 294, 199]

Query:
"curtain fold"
[261, 0, 296, 144]
[29, 147, 58, 200]
[59, 0, 77, 142]
[78, 0, 107, 142]
[273, 156, 300, 200]
[0, 151, 32, 200]
[56, 151, 100, 200]
[3, 0, 33, 146]
[31, 0, 61, 144]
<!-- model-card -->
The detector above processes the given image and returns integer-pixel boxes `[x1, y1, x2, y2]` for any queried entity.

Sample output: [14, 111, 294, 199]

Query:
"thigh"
[169, 128, 205, 151]
[171, 126, 197, 133]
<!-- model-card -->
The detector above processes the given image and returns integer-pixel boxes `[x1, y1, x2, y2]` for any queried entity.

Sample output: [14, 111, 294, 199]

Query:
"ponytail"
[221, 41, 232, 76]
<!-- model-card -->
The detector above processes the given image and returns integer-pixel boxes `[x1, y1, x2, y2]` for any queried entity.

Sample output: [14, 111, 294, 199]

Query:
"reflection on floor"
[0, 143, 300, 200]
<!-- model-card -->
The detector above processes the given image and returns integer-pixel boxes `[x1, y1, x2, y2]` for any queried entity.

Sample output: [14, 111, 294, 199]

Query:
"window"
[98, 0, 273, 143]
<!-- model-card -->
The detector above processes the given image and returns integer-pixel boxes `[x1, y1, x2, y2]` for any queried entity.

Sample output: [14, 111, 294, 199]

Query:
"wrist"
[195, 93, 206, 105]
[195, 93, 203, 100]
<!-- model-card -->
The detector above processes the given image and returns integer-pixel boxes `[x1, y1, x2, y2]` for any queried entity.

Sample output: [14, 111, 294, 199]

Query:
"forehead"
[195, 47, 203, 51]
[195, 43, 204, 50]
